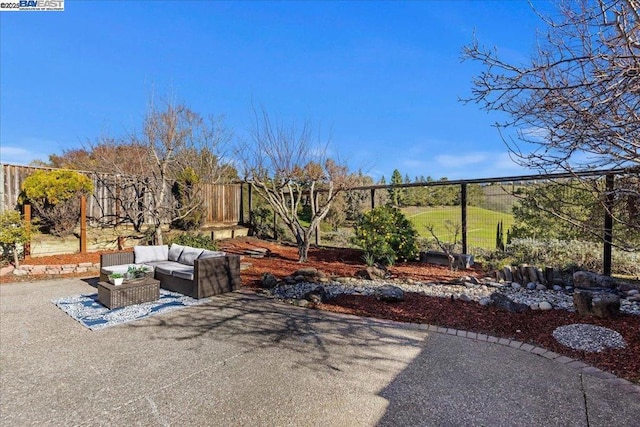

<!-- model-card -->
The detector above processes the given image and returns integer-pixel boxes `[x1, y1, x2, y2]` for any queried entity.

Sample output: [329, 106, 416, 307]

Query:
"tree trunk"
[298, 238, 310, 262]
[13, 244, 20, 268]
[294, 229, 310, 262]
[154, 226, 163, 245]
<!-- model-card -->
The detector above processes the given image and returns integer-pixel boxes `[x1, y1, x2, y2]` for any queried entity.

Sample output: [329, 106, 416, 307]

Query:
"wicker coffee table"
[97, 277, 161, 309]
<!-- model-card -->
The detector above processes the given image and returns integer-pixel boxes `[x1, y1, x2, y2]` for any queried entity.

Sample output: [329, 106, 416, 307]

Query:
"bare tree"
[238, 108, 350, 262]
[79, 100, 231, 244]
[462, 0, 640, 248]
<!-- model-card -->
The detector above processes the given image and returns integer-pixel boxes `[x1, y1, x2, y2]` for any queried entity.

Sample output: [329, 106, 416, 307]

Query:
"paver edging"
[403, 320, 640, 398]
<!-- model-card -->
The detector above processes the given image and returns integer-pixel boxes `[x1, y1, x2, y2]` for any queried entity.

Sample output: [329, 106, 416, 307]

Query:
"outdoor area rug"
[52, 290, 208, 331]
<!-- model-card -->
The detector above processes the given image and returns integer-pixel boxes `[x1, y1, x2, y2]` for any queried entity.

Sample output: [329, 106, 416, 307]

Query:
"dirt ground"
[3, 236, 639, 385]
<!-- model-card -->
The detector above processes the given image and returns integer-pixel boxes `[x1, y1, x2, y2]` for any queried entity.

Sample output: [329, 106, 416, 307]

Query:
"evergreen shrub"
[19, 169, 93, 237]
[169, 232, 218, 251]
[0, 210, 30, 266]
[352, 205, 418, 265]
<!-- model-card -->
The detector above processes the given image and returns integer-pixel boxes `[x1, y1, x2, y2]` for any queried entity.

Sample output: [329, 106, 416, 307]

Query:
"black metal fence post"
[370, 188, 376, 210]
[603, 174, 614, 276]
[273, 211, 278, 240]
[314, 192, 320, 246]
[461, 183, 468, 254]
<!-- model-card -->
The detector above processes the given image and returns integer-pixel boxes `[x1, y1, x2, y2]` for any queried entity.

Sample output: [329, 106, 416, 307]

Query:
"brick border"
[413, 321, 640, 398]
[1, 263, 100, 277]
[293, 301, 640, 398]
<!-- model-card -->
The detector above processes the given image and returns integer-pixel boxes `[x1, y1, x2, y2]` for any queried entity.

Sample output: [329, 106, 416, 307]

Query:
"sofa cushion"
[172, 270, 194, 281]
[134, 245, 169, 264]
[168, 244, 185, 261]
[198, 250, 226, 259]
[177, 246, 204, 266]
[152, 261, 192, 276]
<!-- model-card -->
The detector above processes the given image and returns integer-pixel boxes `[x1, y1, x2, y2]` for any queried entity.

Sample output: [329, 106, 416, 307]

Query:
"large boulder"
[573, 289, 621, 318]
[592, 294, 621, 318]
[572, 271, 615, 289]
[374, 285, 404, 302]
[488, 293, 530, 313]
[573, 289, 593, 316]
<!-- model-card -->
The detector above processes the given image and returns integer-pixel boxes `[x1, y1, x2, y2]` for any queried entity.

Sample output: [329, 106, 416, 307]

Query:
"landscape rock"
[260, 273, 279, 289]
[356, 266, 388, 280]
[573, 290, 621, 318]
[538, 301, 552, 311]
[0, 265, 15, 276]
[592, 294, 621, 318]
[502, 267, 513, 282]
[573, 290, 593, 316]
[294, 267, 318, 277]
[572, 270, 615, 289]
[374, 285, 404, 302]
[489, 293, 530, 313]
[303, 286, 327, 305]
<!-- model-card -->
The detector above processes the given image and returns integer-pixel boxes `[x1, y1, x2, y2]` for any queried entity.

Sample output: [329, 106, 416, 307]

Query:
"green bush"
[0, 210, 31, 266]
[352, 205, 418, 265]
[20, 169, 93, 237]
[169, 232, 218, 251]
[249, 206, 286, 240]
[171, 167, 205, 231]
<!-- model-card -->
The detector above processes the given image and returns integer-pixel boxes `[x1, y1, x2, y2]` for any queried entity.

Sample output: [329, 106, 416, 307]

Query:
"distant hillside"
[476, 183, 527, 214]
[402, 206, 514, 250]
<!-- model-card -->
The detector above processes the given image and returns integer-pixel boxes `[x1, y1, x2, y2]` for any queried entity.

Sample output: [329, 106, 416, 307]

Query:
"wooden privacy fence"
[0, 163, 240, 227]
[200, 182, 241, 225]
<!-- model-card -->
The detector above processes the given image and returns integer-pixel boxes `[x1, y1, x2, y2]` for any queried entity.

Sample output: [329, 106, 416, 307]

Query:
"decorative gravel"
[267, 278, 640, 316]
[552, 324, 627, 352]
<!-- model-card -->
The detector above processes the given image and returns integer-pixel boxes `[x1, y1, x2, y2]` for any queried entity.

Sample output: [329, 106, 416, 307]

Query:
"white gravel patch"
[552, 324, 627, 352]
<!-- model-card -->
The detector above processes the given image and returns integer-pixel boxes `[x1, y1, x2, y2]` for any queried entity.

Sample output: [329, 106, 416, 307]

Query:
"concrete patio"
[1, 278, 638, 426]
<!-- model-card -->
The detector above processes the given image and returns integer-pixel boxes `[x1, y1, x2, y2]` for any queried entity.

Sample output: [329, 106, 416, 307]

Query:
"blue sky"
[1, 1, 553, 180]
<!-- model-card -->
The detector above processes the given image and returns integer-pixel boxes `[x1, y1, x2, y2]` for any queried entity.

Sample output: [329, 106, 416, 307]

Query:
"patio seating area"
[100, 244, 241, 300]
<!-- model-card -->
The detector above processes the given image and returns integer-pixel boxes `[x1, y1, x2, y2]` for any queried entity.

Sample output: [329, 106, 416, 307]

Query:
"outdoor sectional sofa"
[100, 244, 241, 299]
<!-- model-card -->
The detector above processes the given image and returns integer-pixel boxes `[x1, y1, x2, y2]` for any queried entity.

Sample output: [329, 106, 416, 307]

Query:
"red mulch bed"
[3, 237, 639, 384]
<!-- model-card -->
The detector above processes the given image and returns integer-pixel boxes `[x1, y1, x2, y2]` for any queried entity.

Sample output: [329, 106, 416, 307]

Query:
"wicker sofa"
[100, 244, 241, 299]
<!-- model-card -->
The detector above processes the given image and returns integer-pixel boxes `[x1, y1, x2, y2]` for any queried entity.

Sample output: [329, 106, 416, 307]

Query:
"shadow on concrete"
[131, 290, 425, 375]
[374, 328, 640, 426]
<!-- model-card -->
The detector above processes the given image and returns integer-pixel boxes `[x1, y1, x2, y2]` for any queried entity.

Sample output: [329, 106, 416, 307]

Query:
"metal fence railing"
[241, 167, 639, 277]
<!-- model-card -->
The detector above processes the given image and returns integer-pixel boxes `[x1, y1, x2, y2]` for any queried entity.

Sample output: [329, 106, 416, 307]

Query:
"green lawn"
[402, 206, 514, 250]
